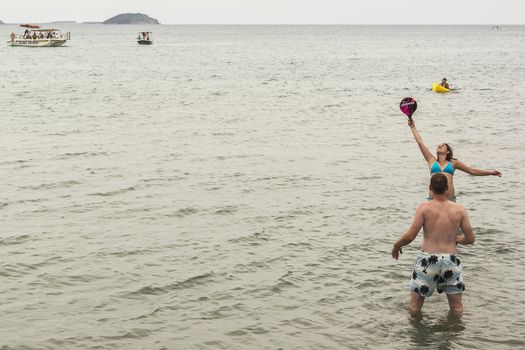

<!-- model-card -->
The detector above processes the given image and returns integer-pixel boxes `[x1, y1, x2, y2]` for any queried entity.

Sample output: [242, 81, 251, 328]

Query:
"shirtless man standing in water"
[392, 173, 475, 317]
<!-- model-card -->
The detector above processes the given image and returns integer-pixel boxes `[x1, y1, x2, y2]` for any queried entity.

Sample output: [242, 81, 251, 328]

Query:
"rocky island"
[103, 13, 160, 25]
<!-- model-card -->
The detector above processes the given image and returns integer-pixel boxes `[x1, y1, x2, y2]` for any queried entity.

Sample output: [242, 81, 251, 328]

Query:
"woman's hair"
[444, 143, 453, 161]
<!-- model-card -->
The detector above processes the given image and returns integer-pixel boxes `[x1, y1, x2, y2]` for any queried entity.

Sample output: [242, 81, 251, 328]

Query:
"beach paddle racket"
[399, 97, 417, 119]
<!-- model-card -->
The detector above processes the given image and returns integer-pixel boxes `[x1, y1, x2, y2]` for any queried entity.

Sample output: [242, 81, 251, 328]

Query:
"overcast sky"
[1, 0, 524, 24]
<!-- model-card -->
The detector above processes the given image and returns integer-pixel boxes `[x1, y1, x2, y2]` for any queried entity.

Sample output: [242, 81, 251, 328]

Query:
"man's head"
[442, 78, 447, 83]
[430, 173, 448, 195]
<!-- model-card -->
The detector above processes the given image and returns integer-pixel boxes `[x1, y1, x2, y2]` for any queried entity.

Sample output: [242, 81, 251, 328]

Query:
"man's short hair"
[430, 173, 448, 195]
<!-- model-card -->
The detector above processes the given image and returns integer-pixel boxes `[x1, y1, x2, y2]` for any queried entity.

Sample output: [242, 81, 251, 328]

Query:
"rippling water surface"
[1, 25, 524, 349]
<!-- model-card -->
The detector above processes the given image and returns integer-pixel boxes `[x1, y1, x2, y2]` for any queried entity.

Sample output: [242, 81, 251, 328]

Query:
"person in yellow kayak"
[440, 78, 450, 89]
[408, 119, 502, 201]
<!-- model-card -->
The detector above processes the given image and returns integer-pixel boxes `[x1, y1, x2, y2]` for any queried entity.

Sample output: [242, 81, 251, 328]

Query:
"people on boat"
[10, 27, 68, 45]
[408, 119, 501, 201]
[138, 32, 151, 41]
[440, 78, 450, 89]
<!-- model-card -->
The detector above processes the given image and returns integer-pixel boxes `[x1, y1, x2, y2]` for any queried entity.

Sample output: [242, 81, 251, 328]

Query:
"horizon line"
[1, 22, 523, 26]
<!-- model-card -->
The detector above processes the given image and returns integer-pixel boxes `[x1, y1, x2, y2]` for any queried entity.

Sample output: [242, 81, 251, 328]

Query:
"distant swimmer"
[408, 119, 501, 201]
[440, 78, 450, 89]
[392, 173, 475, 317]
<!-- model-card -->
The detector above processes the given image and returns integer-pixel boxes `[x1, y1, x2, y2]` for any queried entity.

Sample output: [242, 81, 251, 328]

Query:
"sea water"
[0, 25, 524, 349]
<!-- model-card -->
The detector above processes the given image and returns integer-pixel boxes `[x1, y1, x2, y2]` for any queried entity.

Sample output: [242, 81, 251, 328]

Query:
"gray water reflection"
[408, 312, 466, 349]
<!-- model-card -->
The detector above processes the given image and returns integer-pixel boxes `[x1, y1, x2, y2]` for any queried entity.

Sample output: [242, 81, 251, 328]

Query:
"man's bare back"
[420, 198, 473, 254]
[391, 196, 474, 259]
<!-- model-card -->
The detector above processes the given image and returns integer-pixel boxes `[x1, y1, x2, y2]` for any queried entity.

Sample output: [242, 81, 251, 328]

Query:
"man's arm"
[457, 207, 475, 245]
[392, 205, 425, 260]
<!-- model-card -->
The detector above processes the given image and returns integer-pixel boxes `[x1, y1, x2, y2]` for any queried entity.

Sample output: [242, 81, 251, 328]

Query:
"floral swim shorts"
[410, 251, 465, 297]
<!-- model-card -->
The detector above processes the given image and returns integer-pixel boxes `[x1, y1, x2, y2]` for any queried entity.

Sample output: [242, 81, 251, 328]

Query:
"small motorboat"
[137, 32, 153, 45]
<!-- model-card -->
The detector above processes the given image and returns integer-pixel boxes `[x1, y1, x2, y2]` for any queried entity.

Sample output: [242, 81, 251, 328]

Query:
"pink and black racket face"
[400, 97, 417, 118]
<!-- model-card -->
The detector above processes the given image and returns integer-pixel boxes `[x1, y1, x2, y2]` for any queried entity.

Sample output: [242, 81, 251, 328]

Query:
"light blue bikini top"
[430, 161, 455, 175]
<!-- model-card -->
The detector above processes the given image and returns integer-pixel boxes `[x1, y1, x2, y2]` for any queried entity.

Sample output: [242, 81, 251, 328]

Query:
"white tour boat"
[7, 24, 71, 47]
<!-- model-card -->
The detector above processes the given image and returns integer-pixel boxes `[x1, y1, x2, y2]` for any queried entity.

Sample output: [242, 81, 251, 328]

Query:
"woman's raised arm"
[408, 120, 435, 165]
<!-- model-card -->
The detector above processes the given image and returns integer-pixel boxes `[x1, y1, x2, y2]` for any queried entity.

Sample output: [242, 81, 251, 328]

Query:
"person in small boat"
[440, 78, 449, 89]
[24, 29, 30, 39]
[408, 119, 501, 200]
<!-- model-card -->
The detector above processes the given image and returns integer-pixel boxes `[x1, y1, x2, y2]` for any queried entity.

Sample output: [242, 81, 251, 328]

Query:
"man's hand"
[392, 244, 403, 260]
[408, 118, 414, 127]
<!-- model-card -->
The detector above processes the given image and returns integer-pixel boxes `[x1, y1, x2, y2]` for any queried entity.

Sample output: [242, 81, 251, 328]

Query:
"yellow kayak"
[432, 83, 450, 93]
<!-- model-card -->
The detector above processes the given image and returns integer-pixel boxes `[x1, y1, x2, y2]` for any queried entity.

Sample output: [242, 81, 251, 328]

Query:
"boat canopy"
[20, 24, 40, 28]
